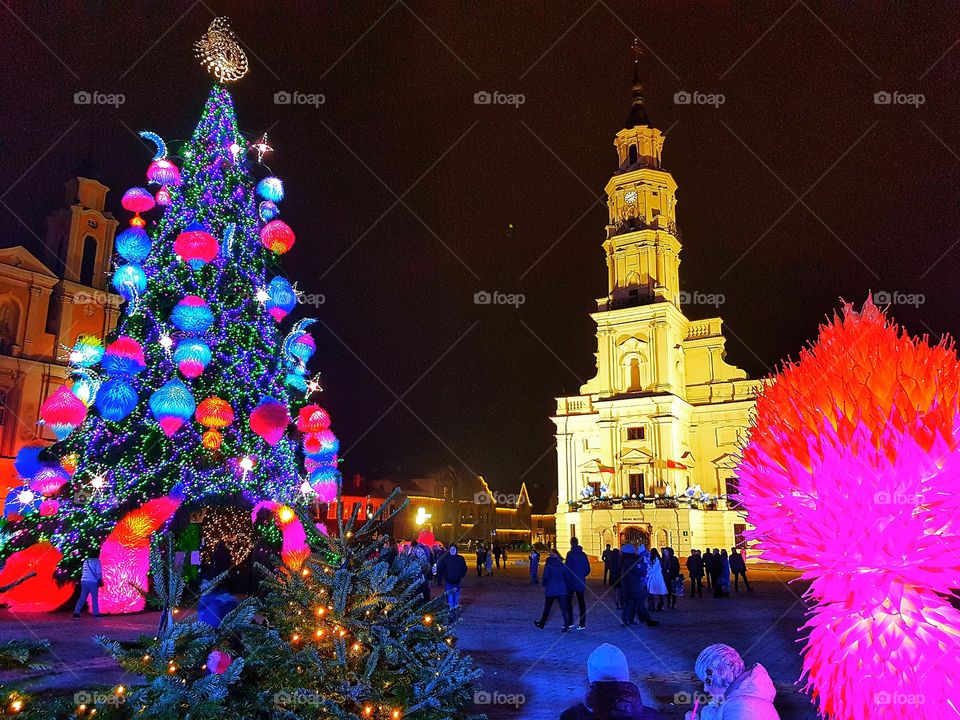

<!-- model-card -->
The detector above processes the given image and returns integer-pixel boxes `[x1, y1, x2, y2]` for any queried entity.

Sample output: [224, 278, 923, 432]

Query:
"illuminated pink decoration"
[259, 220, 295, 254]
[174, 225, 219, 269]
[99, 496, 182, 614]
[40, 386, 88, 439]
[120, 187, 155, 213]
[30, 467, 69, 496]
[251, 501, 309, 569]
[154, 186, 172, 206]
[249, 398, 291, 446]
[207, 649, 232, 674]
[312, 477, 337, 503]
[102, 336, 147, 376]
[39, 499, 59, 516]
[738, 299, 960, 720]
[297, 404, 330, 434]
[146, 159, 181, 186]
[0, 542, 74, 612]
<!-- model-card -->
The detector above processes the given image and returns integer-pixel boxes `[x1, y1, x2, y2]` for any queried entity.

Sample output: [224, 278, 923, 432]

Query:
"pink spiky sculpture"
[738, 299, 960, 720]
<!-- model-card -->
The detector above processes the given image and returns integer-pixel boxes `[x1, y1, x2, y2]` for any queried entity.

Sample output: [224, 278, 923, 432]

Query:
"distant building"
[552, 68, 761, 560]
[0, 177, 121, 494]
[368, 474, 556, 547]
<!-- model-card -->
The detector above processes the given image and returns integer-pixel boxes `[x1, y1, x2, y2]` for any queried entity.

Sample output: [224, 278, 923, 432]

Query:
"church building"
[552, 69, 762, 559]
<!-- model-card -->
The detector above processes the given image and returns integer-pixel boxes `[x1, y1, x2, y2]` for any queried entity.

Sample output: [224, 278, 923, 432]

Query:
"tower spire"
[624, 41, 651, 129]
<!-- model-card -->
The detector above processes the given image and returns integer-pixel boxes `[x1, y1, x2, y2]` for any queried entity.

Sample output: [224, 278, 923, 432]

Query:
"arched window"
[0, 295, 21, 354]
[628, 144, 638, 166]
[629, 358, 641, 391]
[79, 235, 98, 286]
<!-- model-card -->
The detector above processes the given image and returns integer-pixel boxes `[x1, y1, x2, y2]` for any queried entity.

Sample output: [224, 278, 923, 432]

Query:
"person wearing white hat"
[560, 643, 663, 719]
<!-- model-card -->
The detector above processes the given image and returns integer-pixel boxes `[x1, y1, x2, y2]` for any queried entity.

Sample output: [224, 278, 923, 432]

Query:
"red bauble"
[296, 404, 331, 433]
[259, 220, 295, 254]
[196, 396, 235, 429]
[174, 227, 219, 268]
[249, 398, 291, 446]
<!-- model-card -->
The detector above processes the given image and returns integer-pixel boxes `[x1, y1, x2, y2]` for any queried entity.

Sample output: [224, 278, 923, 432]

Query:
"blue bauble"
[112, 264, 147, 302]
[95, 379, 139, 422]
[309, 465, 341, 485]
[170, 296, 214, 334]
[256, 176, 284, 202]
[285, 372, 308, 392]
[258, 200, 279, 221]
[115, 227, 152, 263]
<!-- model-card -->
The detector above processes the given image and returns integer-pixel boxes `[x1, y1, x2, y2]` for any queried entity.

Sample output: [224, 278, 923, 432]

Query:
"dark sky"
[3, 2, 960, 509]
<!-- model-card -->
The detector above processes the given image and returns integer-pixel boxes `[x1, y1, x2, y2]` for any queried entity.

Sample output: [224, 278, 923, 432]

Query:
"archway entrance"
[618, 524, 650, 548]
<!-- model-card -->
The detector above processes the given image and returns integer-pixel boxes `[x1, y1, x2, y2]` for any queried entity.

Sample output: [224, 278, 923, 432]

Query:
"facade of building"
[369, 475, 556, 547]
[552, 71, 761, 560]
[0, 177, 121, 495]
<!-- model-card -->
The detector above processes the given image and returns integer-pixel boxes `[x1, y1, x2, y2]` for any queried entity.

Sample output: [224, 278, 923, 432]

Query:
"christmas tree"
[0, 17, 339, 614]
[91, 505, 482, 720]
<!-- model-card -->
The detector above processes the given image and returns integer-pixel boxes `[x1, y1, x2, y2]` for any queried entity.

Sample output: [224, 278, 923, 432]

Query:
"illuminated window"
[628, 473, 644, 496]
[627, 426, 645, 441]
[80, 235, 98, 286]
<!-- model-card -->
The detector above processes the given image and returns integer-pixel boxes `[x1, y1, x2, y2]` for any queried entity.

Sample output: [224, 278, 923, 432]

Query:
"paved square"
[0, 562, 816, 718]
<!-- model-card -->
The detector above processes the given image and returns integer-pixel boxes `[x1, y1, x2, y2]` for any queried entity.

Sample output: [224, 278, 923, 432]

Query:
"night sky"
[3, 2, 960, 509]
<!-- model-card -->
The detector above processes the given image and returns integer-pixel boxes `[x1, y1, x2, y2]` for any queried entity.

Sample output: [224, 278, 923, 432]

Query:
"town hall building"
[552, 68, 762, 559]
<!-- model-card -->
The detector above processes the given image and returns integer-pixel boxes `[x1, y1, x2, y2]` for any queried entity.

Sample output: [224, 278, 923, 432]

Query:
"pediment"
[0, 246, 57, 278]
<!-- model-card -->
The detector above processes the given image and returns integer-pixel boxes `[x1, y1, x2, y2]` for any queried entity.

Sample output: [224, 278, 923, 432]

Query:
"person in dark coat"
[601, 544, 614, 586]
[619, 544, 658, 628]
[560, 643, 663, 720]
[703, 549, 714, 589]
[475, 545, 485, 577]
[493, 544, 503, 569]
[716, 549, 732, 598]
[729, 548, 752, 593]
[686, 549, 704, 597]
[379, 536, 399, 566]
[534, 550, 573, 631]
[564, 537, 591, 630]
[662, 547, 681, 609]
[529, 548, 541, 584]
[436, 544, 468, 609]
[709, 548, 724, 597]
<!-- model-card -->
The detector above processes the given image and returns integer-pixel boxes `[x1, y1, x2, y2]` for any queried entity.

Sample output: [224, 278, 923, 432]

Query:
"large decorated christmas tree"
[0, 18, 339, 614]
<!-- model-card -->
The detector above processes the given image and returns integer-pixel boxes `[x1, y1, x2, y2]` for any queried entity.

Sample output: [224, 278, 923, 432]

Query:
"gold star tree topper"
[195, 17, 249, 83]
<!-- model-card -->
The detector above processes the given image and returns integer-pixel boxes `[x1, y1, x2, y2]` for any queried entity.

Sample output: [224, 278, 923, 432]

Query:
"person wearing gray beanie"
[560, 643, 663, 719]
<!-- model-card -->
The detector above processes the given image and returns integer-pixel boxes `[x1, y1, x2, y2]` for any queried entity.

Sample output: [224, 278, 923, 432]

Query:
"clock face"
[624, 190, 638, 205]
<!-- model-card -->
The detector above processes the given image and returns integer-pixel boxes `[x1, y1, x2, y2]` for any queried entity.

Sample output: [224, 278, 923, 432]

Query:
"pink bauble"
[249, 398, 291, 446]
[206, 649, 232, 675]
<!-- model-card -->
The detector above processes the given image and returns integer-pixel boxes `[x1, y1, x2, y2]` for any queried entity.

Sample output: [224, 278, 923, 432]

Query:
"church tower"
[552, 60, 762, 562]
[44, 177, 118, 290]
[603, 63, 681, 309]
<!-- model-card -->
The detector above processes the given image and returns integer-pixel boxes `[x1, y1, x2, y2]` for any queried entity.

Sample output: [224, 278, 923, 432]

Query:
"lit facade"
[0, 177, 121, 494]
[552, 73, 761, 560]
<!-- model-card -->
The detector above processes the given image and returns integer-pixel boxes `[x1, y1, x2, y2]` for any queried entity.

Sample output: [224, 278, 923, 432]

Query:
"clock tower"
[551, 63, 762, 561]
[603, 63, 680, 309]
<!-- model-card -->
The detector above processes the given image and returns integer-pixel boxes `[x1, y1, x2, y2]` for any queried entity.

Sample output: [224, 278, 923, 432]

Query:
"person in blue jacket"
[564, 536, 592, 630]
[533, 549, 572, 631]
